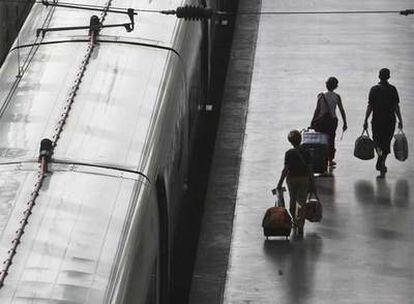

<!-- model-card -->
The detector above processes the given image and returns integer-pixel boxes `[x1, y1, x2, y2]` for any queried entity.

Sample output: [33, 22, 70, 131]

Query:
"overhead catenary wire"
[1, 0, 413, 17]
[218, 9, 414, 16]
[50, 3, 414, 17]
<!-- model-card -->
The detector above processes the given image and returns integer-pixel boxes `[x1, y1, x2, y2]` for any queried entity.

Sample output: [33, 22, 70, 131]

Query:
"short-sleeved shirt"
[284, 145, 311, 177]
[368, 82, 399, 124]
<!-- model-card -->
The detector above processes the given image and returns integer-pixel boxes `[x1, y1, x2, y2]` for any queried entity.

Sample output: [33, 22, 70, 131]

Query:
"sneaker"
[377, 167, 387, 178]
[377, 172, 386, 179]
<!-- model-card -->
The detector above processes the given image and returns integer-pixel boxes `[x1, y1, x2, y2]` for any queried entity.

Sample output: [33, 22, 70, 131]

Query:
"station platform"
[190, 0, 414, 303]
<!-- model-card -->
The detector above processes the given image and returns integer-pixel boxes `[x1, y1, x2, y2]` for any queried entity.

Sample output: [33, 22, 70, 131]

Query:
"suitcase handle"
[271, 186, 286, 195]
[307, 190, 320, 201]
[361, 128, 371, 138]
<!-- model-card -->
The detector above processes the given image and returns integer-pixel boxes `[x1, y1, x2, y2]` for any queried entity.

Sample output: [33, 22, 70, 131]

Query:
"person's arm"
[363, 104, 372, 130]
[307, 165, 316, 192]
[395, 104, 403, 129]
[364, 87, 375, 129]
[277, 167, 288, 189]
[337, 95, 347, 131]
[394, 87, 403, 129]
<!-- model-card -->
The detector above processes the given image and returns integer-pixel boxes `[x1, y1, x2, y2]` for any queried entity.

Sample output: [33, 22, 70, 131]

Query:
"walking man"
[363, 68, 404, 178]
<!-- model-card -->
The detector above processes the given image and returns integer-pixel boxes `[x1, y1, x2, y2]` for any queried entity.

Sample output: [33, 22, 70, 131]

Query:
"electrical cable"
[1, 0, 413, 17]
[218, 9, 413, 16]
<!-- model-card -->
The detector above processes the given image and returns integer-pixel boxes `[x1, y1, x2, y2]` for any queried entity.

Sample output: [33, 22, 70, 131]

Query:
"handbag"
[303, 191, 322, 222]
[393, 129, 408, 161]
[354, 129, 375, 160]
[311, 94, 335, 133]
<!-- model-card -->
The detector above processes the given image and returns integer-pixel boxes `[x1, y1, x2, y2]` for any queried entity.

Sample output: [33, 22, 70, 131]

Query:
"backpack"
[311, 94, 336, 133]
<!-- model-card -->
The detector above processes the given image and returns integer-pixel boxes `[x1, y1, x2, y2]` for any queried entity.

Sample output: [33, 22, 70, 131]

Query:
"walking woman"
[363, 68, 404, 178]
[276, 130, 314, 236]
[311, 77, 348, 168]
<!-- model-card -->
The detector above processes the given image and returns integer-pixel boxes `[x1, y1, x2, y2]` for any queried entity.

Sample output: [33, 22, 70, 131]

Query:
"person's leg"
[377, 122, 394, 177]
[327, 134, 334, 163]
[327, 119, 338, 165]
[382, 122, 395, 172]
[375, 146, 383, 171]
[327, 133, 337, 167]
[296, 207, 305, 236]
[287, 177, 303, 236]
[376, 152, 382, 170]
[287, 178, 297, 221]
[372, 122, 384, 174]
[380, 153, 389, 177]
[290, 199, 297, 224]
[295, 178, 310, 236]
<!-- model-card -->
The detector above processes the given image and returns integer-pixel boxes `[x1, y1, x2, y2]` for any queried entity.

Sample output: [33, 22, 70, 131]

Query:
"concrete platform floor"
[191, 0, 414, 303]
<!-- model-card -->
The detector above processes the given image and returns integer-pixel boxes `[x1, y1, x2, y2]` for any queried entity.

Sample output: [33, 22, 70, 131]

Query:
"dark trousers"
[372, 120, 395, 156]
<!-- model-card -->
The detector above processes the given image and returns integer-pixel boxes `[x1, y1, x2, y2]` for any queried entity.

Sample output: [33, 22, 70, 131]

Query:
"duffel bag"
[393, 129, 408, 161]
[303, 192, 322, 222]
[354, 129, 375, 160]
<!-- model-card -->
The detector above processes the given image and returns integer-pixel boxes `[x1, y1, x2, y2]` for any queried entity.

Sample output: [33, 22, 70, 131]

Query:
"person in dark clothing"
[277, 130, 314, 236]
[311, 77, 348, 168]
[363, 68, 403, 178]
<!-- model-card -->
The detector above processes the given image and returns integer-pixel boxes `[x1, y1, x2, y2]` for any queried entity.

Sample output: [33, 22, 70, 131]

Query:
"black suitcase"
[302, 129, 328, 174]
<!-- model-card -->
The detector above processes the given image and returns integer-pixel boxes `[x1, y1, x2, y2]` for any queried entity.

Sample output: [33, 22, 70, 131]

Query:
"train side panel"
[0, 167, 157, 303]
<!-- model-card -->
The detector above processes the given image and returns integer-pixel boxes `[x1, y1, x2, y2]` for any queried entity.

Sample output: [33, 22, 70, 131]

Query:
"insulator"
[176, 5, 213, 20]
[400, 9, 414, 16]
[89, 15, 102, 35]
[23, 210, 32, 216]
[39, 138, 53, 162]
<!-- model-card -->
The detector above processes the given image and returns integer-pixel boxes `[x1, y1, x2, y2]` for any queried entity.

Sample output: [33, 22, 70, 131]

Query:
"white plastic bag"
[393, 129, 408, 161]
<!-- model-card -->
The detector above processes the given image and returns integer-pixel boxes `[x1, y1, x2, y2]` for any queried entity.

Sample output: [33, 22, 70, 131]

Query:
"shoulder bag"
[311, 93, 335, 133]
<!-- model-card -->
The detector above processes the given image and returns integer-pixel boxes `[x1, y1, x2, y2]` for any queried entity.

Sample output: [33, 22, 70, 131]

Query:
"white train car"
[0, 0, 209, 302]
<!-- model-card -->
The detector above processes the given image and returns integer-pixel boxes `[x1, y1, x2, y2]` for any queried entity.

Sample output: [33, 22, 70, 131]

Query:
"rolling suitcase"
[302, 129, 329, 174]
[262, 187, 292, 239]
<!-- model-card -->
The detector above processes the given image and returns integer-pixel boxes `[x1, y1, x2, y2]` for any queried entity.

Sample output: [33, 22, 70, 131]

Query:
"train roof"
[0, 163, 150, 303]
[0, 0, 190, 173]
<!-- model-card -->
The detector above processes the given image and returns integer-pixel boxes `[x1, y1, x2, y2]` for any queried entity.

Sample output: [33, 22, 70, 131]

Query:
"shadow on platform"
[263, 233, 323, 303]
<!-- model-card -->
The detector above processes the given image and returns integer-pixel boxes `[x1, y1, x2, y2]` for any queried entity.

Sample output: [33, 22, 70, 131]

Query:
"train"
[0, 0, 220, 302]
